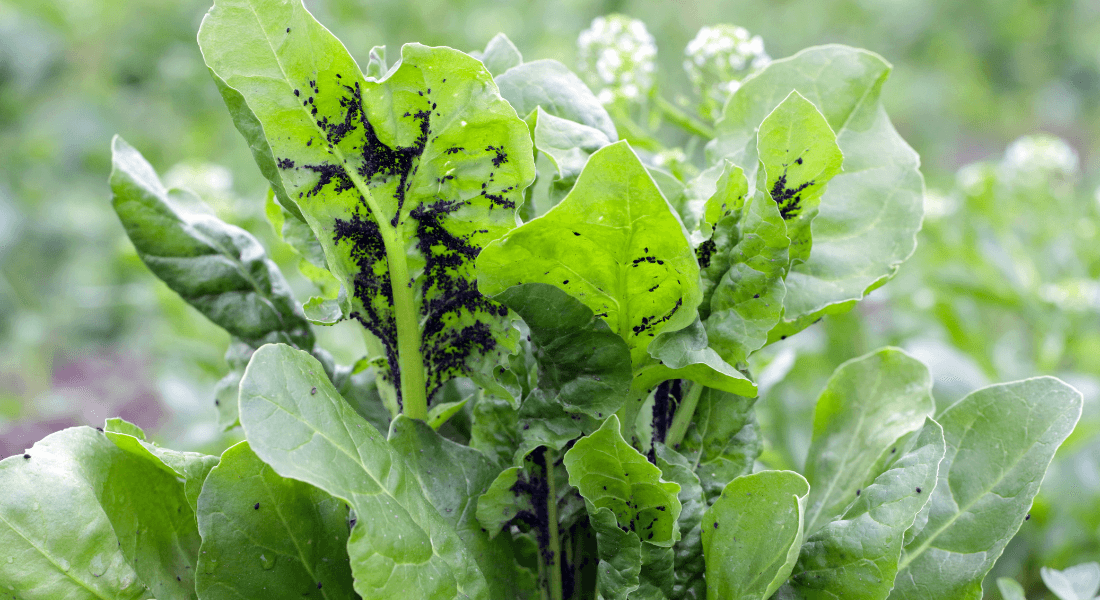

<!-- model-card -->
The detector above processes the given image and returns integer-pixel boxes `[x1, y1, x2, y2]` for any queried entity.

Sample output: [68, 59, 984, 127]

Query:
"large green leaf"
[195, 441, 355, 600]
[890, 377, 1083, 600]
[495, 59, 618, 141]
[677, 388, 762, 501]
[494, 282, 632, 418]
[200, 0, 535, 413]
[790, 418, 945, 600]
[803, 348, 935, 536]
[237, 343, 488, 599]
[109, 136, 313, 351]
[102, 418, 218, 515]
[702, 470, 810, 600]
[388, 416, 538, 599]
[710, 45, 923, 339]
[0, 427, 199, 600]
[478, 140, 702, 368]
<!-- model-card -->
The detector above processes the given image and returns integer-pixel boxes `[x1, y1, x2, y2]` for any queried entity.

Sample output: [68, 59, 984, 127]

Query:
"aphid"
[23, 454, 30, 459]
[856, 488, 861, 496]
[311, 387, 317, 395]
[713, 522, 718, 529]
[1025, 513, 1030, 521]
[915, 487, 921, 494]
[254, 503, 260, 510]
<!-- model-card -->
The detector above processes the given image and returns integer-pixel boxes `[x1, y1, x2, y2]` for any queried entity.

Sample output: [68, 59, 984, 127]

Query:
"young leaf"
[495, 59, 618, 141]
[200, 0, 535, 418]
[756, 90, 843, 265]
[238, 343, 489, 599]
[389, 416, 539, 598]
[790, 418, 946, 600]
[494, 282, 632, 419]
[677, 387, 762, 501]
[195, 441, 355, 600]
[531, 107, 613, 203]
[1041, 562, 1100, 600]
[891, 377, 1083, 600]
[0, 427, 199, 600]
[478, 140, 703, 368]
[803, 348, 935, 536]
[638, 317, 756, 396]
[109, 135, 314, 351]
[476, 32, 523, 77]
[701, 470, 811, 600]
[103, 417, 219, 514]
[710, 45, 923, 339]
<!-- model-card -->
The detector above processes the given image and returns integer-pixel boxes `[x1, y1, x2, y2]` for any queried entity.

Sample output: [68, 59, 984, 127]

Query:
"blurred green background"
[1, 0, 1098, 596]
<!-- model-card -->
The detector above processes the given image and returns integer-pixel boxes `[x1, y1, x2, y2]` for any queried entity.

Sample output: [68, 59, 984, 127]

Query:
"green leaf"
[803, 348, 935, 536]
[477, 33, 523, 77]
[103, 418, 219, 515]
[791, 418, 945, 600]
[200, 1, 535, 416]
[589, 506, 643, 599]
[710, 45, 923, 339]
[996, 578, 1027, 600]
[1041, 563, 1100, 600]
[0, 426, 199, 600]
[495, 283, 632, 419]
[891, 377, 1083, 600]
[469, 395, 521, 467]
[213, 338, 252, 429]
[365, 45, 388, 80]
[697, 163, 790, 366]
[756, 90, 843, 265]
[238, 343, 488, 599]
[701, 470, 810, 600]
[638, 317, 756, 396]
[478, 140, 702, 368]
[303, 294, 345, 325]
[677, 388, 762, 501]
[109, 136, 313, 351]
[654, 444, 708, 600]
[194, 441, 355, 600]
[495, 59, 618, 141]
[531, 107, 612, 204]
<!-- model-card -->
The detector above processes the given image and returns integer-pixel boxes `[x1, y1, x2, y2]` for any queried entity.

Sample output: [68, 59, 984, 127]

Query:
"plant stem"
[545, 449, 564, 600]
[383, 221, 428, 421]
[664, 381, 705, 448]
[654, 96, 715, 140]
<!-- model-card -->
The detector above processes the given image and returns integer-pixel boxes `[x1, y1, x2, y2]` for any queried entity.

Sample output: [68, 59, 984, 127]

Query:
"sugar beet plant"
[0, 2, 1084, 600]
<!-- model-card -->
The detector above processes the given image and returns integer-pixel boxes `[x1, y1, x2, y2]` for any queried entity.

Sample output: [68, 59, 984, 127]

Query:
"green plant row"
[0, 1, 1083, 599]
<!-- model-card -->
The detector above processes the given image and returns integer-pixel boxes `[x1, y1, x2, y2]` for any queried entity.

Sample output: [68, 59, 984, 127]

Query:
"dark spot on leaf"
[23, 454, 29, 459]
[254, 503, 260, 510]
[277, 158, 295, 169]
[311, 387, 317, 395]
[856, 488, 861, 496]
[695, 239, 716, 269]
[795, 157, 803, 165]
[713, 522, 718, 529]
[915, 487, 921, 494]
[770, 169, 815, 220]
[1025, 513, 1030, 520]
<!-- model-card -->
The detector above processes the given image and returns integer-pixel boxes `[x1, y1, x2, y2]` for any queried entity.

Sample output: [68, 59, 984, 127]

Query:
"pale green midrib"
[257, 472, 336, 600]
[896, 407, 1066, 571]
[0, 511, 115, 600]
[233, 0, 427, 416]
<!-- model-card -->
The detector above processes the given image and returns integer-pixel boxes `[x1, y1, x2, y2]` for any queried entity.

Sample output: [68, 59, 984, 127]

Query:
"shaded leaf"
[496, 59, 618, 141]
[531, 107, 612, 203]
[1041, 562, 1100, 600]
[655, 444, 708, 600]
[677, 388, 762, 502]
[639, 317, 756, 396]
[477, 33, 523, 76]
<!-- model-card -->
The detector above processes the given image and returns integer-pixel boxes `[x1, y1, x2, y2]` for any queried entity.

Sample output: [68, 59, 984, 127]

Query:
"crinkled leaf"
[238, 343, 488, 599]
[791, 418, 945, 600]
[495, 282, 632, 418]
[495, 59, 617, 141]
[478, 140, 702, 368]
[109, 136, 313, 351]
[639, 318, 755, 396]
[194, 441, 355, 600]
[697, 163, 790, 366]
[655, 444, 708, 600]
[589, 505, 643, 600]
[531, 107, 612, 203]
[0, 426, 197, 600]
[103, 418, 218, 514]
[710, 45, 922, 339]
[702, 470, 810, 600]
[200, 1, 535, 406]
[514, 389, 603, 461]
[891, 377, 1083, 600]
[756, 90, 843, 265]
[389, 416, 538, 599]
[1041, 563, 1100, 600]
[677, 388, 762, 502]
[803, 348, 935, 536]
[476, 33, 523, 77]
[469, 395, 520, 467]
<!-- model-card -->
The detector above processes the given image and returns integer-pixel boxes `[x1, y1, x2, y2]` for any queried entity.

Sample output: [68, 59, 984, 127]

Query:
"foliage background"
[0, 0, 1098, 597]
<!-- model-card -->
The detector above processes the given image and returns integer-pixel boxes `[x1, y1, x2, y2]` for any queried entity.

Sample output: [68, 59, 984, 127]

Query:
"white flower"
[1000, 134, 1079, 185]
[577, 14, 657, 105]
[684, 24, 771, 119]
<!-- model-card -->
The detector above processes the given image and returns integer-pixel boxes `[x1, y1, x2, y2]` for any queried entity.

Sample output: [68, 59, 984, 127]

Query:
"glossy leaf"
[702, 470, 810, 600]
[639, 317, 756, 396]
[195, 441, 355, 600]
[803, 348, 935, 536]
[495, 282, 632, 419]
[200, 0, 535, 410]
[238, 343, 488, 599]
[495, 59, 618, 141]
[476, 33, 523, 77]
[891, 377, 1083, 600]
[710, 45, 923, 339]
[791, 418, 945, 600]
[478, 140, 702, 367]
[678, 388, 762, 501]
[109, 136, 313, 351]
